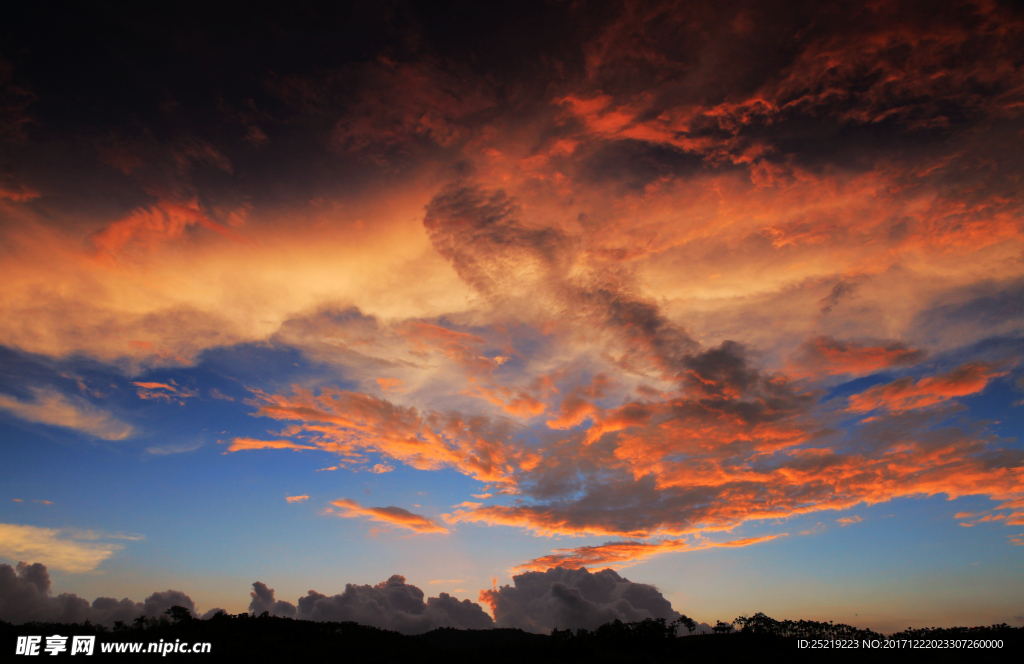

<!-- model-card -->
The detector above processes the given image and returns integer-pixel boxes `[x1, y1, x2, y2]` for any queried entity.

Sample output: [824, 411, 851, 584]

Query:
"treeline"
[2, 608, 1020, 662]
[730, 612, 1022, 642]
[732, 612, 885, 640]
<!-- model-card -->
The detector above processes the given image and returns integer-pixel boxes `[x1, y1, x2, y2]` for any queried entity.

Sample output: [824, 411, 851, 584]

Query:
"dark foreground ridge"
[3, 610, 1020, 662]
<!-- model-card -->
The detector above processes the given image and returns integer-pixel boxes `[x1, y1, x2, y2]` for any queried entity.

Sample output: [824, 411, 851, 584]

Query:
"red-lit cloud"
[3, 0, 1024, 581]
[247, 386, 518, 485]
[330, 498, 448, 534]
[513, 534, 784, 572]
[223, 438, 318, 453]
[847, 363, 1007, 413]
[790, 337, 927, 377]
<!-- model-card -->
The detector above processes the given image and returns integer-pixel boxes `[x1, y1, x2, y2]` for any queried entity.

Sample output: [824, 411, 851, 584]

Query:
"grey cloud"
[423, 184, 702, 381]
[294, 574, 492, 633]
[142, 590, 197, 619]
[426, 592, 495, 630]
[88, 597, 146, 624]
[423, 185, 571, 301]
[249, 581, 297, 618]
[483, 567, 679, 634]
[0, 561, 198, 625]
[0, 562, 89, 624]
[423, 185, 811, 411]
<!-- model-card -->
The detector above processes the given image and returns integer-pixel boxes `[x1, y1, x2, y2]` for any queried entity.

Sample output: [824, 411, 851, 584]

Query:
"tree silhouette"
[165, 606, 193, 624]
[675, 615, 697, 636]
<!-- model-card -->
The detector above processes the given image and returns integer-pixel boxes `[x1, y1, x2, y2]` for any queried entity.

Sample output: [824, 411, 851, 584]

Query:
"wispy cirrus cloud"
[0, 388, 132, 440]
[0, 524, 123, 572]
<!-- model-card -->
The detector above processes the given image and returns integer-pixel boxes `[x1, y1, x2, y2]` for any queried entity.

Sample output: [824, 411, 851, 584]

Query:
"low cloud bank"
[250, 568, 679, 635]
[2, 562, 682, 635]
[0, 562, 196, 625]
[480, 567, 679, 633]
[251, 575, 493, 633]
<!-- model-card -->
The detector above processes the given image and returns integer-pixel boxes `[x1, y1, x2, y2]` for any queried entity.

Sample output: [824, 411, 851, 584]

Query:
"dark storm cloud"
[566, 0, 1024, 153]
[479, 567, 679, 633]
[0, 562, 197, 625]
[577, 140, 706, 192]
[3, 0, 1021, 226]
[0, 55, 34, 141]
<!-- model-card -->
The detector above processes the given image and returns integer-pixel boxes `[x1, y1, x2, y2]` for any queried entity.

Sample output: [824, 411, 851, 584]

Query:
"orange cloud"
[446, 403, 1024, 540]
[836, 516, 863, 526]
[90, 199, 243, 257]
[564, 0, 1024, 162]
[0, 182, 471, 368]
[848, 363, 1006, 413]
[790, 337, 927, 377]
[285, 495, 309, 503]
[222, 438, 319, 453]
[466, 382, 547, 418]
[396, 320, 552, 419]
[11, 2, 1014, 566]
[132, 382, 177, 391]
[399, 322, 492, 373]
[248, 386, 518, 486]
[513, 534, 784, 572]
[132, 381, 197, 402]
[376, 377, 404, 393]
[546, 374, 610, 430]
[330, 498, 448, 534]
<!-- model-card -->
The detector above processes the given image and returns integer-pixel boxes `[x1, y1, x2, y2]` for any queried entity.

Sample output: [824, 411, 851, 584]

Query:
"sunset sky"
[1, 0, 1023, 634]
